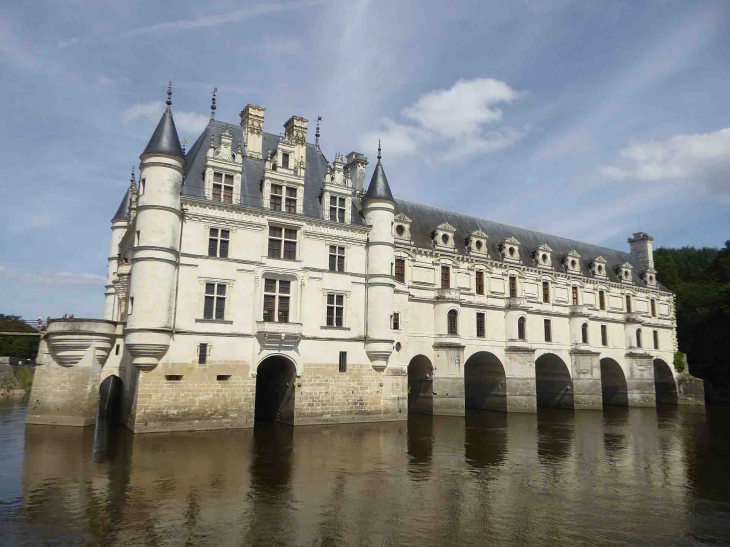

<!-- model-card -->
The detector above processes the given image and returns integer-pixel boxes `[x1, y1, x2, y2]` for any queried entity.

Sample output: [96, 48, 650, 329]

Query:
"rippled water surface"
[2, 398, 730, 546]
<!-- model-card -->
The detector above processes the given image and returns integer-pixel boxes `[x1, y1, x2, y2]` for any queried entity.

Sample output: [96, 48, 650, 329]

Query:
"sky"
[1, 0, 729, 320]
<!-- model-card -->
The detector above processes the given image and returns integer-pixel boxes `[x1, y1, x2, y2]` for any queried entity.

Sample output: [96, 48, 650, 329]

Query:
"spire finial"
[166, 81, 172, 107]
[210, 86, 217, 121]
[130, 166, 135, 183]
[182, 138, 188, 155]
[315, 115, 321, 150]
[377, 139, 382, 160]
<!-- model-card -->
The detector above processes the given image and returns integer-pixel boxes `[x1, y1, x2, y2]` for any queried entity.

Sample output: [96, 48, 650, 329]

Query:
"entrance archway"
[535, 353, 574, 409]
[600, 358, 628, 406]
[255, 355, 297, 424]
[654, 358, 678, 405]
[464, 351, 507, 412]
[407, 355, 433, 415]
[98, 375, 124, 424]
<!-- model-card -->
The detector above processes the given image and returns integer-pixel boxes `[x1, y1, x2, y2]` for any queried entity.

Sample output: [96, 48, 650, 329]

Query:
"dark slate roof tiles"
[143, 107, 185, 158]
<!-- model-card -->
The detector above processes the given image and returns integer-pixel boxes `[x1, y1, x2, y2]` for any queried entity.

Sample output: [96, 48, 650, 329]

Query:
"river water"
[1, 398, 729, 547]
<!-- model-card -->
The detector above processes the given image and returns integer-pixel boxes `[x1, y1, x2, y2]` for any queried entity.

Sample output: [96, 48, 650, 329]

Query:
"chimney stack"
[344, 152, 368, 196]
[628, 232, 654, 270]
[240, 104, 266, 159]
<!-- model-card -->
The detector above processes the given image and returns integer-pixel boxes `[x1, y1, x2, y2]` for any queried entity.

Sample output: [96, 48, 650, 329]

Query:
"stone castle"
[27, 85, 704, 433]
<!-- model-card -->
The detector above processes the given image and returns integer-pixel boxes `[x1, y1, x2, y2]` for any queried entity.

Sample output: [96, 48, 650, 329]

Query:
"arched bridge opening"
[98, 375, 124, 424]
[464, 351, 507, 412]
[654, 358, 678, 405]
[600, 358, 628, 407]
[255, 355, 297, 425]
[535, 353, 574, 409]
[408, 355, 434, 415]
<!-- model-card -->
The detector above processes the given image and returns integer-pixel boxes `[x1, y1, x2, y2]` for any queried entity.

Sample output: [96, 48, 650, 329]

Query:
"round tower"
[124, 84, 186, 370]
[104, 169, 134, 321]
[363, 142, 396, 372]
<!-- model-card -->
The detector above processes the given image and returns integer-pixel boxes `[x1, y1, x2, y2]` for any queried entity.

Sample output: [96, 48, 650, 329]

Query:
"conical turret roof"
[363, 143, 395, 203]
[142, 106, 184, 158]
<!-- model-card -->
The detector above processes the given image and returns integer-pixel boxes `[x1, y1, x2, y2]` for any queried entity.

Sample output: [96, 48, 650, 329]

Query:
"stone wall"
[0, 362, 25, 397]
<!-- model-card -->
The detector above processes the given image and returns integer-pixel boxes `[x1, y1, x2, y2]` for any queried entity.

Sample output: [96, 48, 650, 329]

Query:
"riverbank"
[0, 363, 34, 398]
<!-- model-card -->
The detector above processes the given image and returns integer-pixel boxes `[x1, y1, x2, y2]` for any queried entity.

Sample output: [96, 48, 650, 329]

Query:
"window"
[329, 246, 345, 272]
[263, 279, 290, 323]
[544, 319, 552, 342]
[626, 295, 632, 313]
[476, 312, 485, 338]
[601, 324, 608, 346]
[599, 290, 606, 311]
[572, 286, 579, 306]
[329, 196, 346, 223]
[518, 316, 526, 340]
[115, 344, 119, 355]
[326, 293, 344, 327]
[441, 266, 450, 288]
[135, 230, 140, 247]
[636, 328, 642, 348]
[395, 258, 405, 283]
[653, 330, 659, 349]
[128, 297, 134, 316]
[509, 275, 517, 298]
[140, 178, 145, 195]
[204, 283, 226, 320]
[581, 322, 589, 344]
[268, 227, 297, 260]
[651, 299, 656, 317]
[213, 172, 234, 204]
[476, 271, 484, 295]
[270, 184, 297, 213]
[396, 225, 405, 236]
[339, 351, 347, 373]
[392, 312, 400, 330]
[542, 281, 550, 303]
[447, 309, 458, 335]
[198, 343, 207, 365]
[208, 228, 230, 258]
[282, 153, 290, 169]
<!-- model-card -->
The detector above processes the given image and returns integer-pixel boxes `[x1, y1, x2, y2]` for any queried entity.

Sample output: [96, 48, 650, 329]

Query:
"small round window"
[597, 265, 603, 273]
[476, 240, 483, 250]
[442, 234, 449, 244]
[541, 253, 548, 263]
[396, 225, 405, 236]
[395, 342, 402, 352]
[571, 259, 577, 268]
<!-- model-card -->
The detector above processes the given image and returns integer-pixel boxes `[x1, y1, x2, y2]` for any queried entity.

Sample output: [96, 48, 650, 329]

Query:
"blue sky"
[1, 0, 729, 320]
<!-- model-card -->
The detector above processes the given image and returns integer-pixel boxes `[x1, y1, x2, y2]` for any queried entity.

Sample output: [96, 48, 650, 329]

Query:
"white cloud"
[599, 128, 730, 198]
[403, 78, 522, 139]
[0, 266, 106, 287]
[120, 101, 209, 134]
[360, 78, 527, 161]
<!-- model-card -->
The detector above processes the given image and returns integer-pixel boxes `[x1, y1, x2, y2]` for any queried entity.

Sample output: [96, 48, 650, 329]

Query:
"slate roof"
[363, 159, 395, 203]
[112, 186, 131, 221]
[394, 199, 662, 288]
[143, 107, 185, 158]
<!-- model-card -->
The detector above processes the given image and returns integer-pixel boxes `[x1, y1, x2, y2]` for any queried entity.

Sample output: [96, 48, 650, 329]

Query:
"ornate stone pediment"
[436, 222, 456, 232]
[394, 213, 412, 223]
[471, 228, 487, 238]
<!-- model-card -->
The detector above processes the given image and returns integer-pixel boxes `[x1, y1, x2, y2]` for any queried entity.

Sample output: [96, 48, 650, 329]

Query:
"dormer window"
[282, 153, 290, 169]
[563, 250, 581, 274]
[466, 229, 488, 256]
[499, 236, 521, 264]
[617, 262, 633, 283]
[213, 172, 234, 204]
[271, 184, 297, 213]
[393, 214, 413, 241]
[433, 222, 456, 251]
[534, 244, 553, 269]
[330, 196, 346, 223]
[590, 256, 608, 279]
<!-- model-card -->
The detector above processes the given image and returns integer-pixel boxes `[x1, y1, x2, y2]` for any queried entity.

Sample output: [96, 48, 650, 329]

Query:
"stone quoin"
[27, 87, 704, 433]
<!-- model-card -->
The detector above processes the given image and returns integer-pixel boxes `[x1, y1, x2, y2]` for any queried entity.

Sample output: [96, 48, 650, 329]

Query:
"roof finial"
[377, 139, 382, 161]
[182, 138, 188, 155]
[315, 115, 321, 150]
[130, 166, 135, 184]
[166, 81, 172, 107]
[210, 86, 217, 121]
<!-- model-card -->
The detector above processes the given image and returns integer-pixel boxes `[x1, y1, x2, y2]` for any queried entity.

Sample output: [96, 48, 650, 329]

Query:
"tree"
[0, 314, 40, 360]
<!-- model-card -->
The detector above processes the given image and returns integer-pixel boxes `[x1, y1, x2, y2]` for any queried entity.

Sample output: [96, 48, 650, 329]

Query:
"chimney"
[344, 152, 368, 196]
[240, 104, 266, 159]
[628, 232, 654, 270]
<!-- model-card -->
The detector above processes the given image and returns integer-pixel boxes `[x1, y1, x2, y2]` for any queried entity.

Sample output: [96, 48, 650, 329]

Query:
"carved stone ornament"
[214, 142, 234, 162]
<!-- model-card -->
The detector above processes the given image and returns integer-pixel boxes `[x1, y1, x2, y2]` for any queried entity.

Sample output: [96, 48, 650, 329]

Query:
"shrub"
[673, 351, 686, 374]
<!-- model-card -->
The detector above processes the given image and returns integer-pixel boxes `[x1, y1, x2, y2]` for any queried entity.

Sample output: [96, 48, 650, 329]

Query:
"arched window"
[581, 322, 589, 344]
[636, 328, 642, 348]
[518, 316, 526, 340]
[447, 309, 458, 335]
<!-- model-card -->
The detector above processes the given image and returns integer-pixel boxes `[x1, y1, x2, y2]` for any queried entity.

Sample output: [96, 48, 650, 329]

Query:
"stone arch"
[600, 358, 628, 406]
[254, 352, 302, 377]
[535, 353, 574, 409]
[255, 354, 297, 424]
[407, 354, 434, 415]
[654, 358, 678, 405]
[98, 374, 124, 424]
[464, 351, 507, 412]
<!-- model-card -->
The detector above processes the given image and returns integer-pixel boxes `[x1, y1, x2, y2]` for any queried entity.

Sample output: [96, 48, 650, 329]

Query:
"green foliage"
[673, 351, 686, 374]
[655, 241, 730, 385]
[0, 314, 40, 360]
[12, 366, 35, 391]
